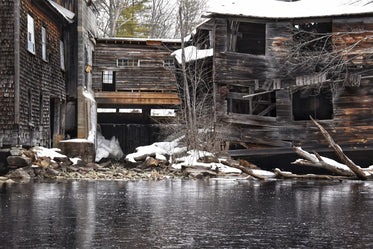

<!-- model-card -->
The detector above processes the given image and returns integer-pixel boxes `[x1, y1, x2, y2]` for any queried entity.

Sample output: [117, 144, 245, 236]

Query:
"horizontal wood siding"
[92, 42, 179, 92]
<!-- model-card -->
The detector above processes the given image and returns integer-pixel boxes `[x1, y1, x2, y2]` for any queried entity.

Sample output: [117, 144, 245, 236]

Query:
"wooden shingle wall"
[0, 0, 16, 136]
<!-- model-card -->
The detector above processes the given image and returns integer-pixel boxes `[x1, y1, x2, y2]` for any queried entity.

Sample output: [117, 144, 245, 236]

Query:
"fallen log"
[230, 164, 268, 180]
[292, 147, 355, 177]
[310, 117, 369, 180]
[274, 168, 353, 180]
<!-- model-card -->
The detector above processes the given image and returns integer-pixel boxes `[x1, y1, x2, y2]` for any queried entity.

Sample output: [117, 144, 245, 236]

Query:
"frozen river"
[1, 179, 373, 248]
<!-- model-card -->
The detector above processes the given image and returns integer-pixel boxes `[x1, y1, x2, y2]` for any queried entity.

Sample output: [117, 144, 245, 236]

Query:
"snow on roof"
[98, 37, 181, 44]
[47, 0, 75, 23]
[172, 46, 213, 64]
[207, 0, 373, 19]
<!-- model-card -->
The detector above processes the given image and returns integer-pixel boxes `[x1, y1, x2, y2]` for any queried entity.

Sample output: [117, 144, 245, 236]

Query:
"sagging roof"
[47, 0, 75, 23]
[207, 0, 373, 19]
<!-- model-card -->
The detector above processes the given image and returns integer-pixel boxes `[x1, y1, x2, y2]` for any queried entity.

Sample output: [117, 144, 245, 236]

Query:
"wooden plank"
[95, 92, 181, 106]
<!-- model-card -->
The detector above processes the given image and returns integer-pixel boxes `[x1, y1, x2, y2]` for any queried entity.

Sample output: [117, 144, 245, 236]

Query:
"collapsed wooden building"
[189, 1, 373, 166]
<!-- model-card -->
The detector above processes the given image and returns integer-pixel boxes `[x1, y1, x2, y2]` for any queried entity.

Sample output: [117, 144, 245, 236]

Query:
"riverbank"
[0, 145, 269, 183]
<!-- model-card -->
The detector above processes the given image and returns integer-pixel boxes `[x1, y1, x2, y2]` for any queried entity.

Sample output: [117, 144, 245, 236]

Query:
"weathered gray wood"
[311, 117, 369, 180]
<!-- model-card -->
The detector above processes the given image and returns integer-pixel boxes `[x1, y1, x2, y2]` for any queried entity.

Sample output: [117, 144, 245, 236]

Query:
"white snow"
[95, 132, 124, 162]
[207, 0, 373, 19]
[172, 46, 213, 64]
[60, 138, 93, 143]
[82, 90, 97, 144]
[252, 169, 276, 178]
[32, 147, 67, 159]
[47, 0, 75, 23]
[125, 139, 187, 163]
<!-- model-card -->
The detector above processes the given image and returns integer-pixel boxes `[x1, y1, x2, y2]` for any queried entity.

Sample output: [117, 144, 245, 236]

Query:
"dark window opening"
[228, 91, 276, 117]
[293, 22, 332, 53]
[228, 21, 266, 55]
[292, 87, 333, 121]
[102, 71, 116, 91]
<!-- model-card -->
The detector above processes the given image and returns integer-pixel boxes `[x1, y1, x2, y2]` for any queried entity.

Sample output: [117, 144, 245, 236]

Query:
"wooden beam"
[95, 92, 181, 106]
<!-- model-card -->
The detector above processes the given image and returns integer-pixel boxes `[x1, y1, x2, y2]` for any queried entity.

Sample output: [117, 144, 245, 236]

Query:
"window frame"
[60, 40, 65, 71]
[102, 71, 114, 84]
[117, 58, 141, 67]
[27, 14, 35, 54]
[41, 27, 47, 61]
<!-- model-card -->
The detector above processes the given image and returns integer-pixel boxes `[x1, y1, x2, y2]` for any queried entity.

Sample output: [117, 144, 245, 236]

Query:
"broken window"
[27, 14, 35, 54]
[228, 21, 266, 55]
[292, 87, 333, 121]
[102, 71, 115, 91]
[117, 59, 141, 67]
[228, 91, 276, 117]
[293, 22, 332, 53]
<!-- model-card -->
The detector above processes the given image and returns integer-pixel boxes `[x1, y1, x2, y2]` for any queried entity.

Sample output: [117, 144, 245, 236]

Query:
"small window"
[292, 87, 333, 121]
[163, 59, 174, 68]
[27, 14, 35, 54]
[60, 40, 65, 70]
[42, 27, 47, 61]
[102, 71, 115, 91]
[117, 59, 140, 67]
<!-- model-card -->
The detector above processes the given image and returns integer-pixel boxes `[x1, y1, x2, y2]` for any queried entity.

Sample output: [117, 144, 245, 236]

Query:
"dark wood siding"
[0, 0, 15, 134]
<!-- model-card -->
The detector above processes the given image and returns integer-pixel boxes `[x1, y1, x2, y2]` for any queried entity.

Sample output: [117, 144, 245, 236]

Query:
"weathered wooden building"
[192, 1, 373, 166]
[92, 38, 181, 153]
[0, 0, 75, 148]
[0, 0, 97, 150]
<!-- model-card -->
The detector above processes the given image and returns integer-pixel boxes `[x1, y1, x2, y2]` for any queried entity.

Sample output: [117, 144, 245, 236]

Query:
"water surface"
[1, 179, 373, 248]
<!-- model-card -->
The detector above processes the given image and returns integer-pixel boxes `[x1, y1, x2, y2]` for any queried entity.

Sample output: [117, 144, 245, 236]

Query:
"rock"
[7, 168, 31, 179]
[0, 176, 8, 181]
[10, 147, 23, 156]
[45, 168, 59, 177]
[67, 166, 79, 172]
[7, 156, 31, 168]
[239, 159, 259, 169]
[96, 167, 110, 172]
[55, 157, 73, 167]
[86, 163, 99, 169]
[5, 179, 15, 184]
[134, 152, 156, 162]
[99, 161, 111, 168]
[198, 156, 220, 163]
[40, 158, 51, 168]
[143, 157, 159, 168]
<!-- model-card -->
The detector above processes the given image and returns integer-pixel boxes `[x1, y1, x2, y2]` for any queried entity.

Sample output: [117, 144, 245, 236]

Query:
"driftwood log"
[310, 117, 368, 180]
[292, 147, 355, 177]
[274, 169, 352, 180]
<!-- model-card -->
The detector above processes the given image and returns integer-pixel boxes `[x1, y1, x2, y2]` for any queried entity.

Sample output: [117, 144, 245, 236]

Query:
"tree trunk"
[310, 117, 368, 180]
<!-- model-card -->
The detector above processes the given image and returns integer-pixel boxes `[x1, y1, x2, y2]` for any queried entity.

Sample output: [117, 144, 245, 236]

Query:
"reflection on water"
[1, 179, 373, 248]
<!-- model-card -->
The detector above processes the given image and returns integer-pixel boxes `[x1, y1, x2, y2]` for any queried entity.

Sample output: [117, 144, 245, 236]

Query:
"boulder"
[10, 147, 23, 156]
[7, 168, 31, 179]
[7, 156, 31, 168]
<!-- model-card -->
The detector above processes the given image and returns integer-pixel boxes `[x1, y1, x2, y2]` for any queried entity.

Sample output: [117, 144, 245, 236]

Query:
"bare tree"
[170, 1, 221, 152]
[147, 0, 176, 38]
[94, 0, 149, 37]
